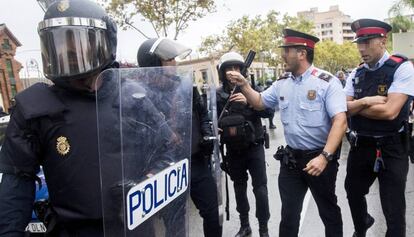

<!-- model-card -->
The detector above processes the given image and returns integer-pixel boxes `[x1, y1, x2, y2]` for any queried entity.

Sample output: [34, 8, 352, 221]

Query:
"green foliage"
[390, 15, 414, 33]
[199, 11, 314, 67]
[314, 41, 361, 73]
[100, 0, 216, 39]
[387, 0, 414, 51]
[389, 0, 414, 16]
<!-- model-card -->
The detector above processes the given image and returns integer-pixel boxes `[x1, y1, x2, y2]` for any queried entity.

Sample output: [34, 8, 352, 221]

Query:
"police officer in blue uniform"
[228, 29, 347, 237]
[137, 38, 222, 237]
[0, 0, 123, 235]
[344, 19, 414, 237]
[217, 52, 271, 237]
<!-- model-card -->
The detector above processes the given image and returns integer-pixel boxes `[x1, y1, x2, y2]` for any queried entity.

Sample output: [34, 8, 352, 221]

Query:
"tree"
[101, 0, 216, 39]
[198, 10, 314, 67]
[389, 0, 414, 15]
[386, 0, 414, 51]
[314, 41, 361, 73]
[388, 0, 414, 33]
[390, 15, 414, 33]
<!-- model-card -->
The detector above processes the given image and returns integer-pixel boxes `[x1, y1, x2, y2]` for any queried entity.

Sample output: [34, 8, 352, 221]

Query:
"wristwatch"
[321, 150, 334, 161]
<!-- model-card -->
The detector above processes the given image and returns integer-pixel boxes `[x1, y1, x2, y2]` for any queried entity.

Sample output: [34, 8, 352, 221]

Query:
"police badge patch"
[57, 0, 70, 12]
[56, 136, 70, 156]
[377, 84, 387, 96]
[307, 90, 316, 100]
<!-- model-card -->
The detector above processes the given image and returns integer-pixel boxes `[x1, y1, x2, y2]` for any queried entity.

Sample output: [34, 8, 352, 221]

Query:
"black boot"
[352, 214, 375, 237]
[259, 223, 269, 237]
[235, 215, 251, 237]
[235, 225, 252, 237]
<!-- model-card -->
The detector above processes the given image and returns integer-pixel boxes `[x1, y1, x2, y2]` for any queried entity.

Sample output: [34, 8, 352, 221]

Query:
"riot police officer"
[217, 52, 271, 237]
[344, 19, 414, 237]
[227, 29, 347, 237]
[0, 0, 119, 235]
[137, 38, 222, 237]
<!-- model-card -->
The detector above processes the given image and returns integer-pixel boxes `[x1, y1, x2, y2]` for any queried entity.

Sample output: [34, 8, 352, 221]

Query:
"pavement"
[189, 111, 414, 237]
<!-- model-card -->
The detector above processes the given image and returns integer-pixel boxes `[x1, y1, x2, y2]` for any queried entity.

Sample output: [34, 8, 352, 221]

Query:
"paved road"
[189, 111, 414, 237]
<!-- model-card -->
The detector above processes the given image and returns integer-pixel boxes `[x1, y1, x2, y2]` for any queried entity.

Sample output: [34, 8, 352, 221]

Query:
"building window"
[5, 59, 16, 84]
[321, 30, 332, 36]
[2, 39, 12, 50]
[10, 84, 17, 97]
[321, 23, 333, 29]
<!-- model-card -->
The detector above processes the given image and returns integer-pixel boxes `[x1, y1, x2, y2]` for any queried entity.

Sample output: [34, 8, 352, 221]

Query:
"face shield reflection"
[39, 26, 111, 79]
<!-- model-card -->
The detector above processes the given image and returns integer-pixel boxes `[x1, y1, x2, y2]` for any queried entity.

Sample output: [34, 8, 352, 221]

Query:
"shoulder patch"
[390, 54, 408, 64]
[318, 72, 333, 82]
[311, 68, 318, 76]
[385, 54, 408, 67]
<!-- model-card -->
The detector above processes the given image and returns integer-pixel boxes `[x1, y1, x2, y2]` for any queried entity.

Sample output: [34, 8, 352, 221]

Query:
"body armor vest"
[350, 55, 410, 136]
[217, 88, 264, 149]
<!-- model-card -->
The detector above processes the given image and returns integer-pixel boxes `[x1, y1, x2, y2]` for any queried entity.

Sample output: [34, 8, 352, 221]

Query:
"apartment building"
[0, 24, 23, 112]
[298, 5, 355, 44]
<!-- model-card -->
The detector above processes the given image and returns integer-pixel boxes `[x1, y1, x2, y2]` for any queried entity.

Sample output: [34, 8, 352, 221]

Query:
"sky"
[0, 0, 404, 76]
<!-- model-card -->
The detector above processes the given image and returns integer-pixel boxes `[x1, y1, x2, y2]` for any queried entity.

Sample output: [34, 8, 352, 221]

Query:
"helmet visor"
[39, 25, 111, 79]
[150, 38, 192, 62]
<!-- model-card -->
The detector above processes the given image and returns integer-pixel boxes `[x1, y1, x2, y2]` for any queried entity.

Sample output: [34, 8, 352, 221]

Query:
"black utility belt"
[286, 146, 323, 159]
[274, 145, 323, 170]
[226, 138, 264, 149]
[352, 131, 405, 147]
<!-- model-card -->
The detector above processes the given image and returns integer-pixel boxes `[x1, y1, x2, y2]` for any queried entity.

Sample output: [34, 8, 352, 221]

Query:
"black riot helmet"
[38, 0, 117, 82]
[137, 38, 192, 67]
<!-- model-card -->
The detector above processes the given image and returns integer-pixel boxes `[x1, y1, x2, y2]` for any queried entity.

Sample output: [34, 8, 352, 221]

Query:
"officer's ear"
[296, 47, 307, 59]
[380, 37, 387, 48]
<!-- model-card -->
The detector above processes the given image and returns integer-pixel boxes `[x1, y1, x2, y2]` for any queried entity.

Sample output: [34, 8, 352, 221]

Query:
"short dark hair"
[296, 46, 314, 64]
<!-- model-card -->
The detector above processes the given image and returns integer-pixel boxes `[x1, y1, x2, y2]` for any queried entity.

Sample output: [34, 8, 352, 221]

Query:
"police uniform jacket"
[261, 65, 347, 150]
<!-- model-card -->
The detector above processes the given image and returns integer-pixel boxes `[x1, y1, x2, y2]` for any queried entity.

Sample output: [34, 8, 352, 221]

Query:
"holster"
[346, 130, 358, 148]
[273, 145, 297, 169]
